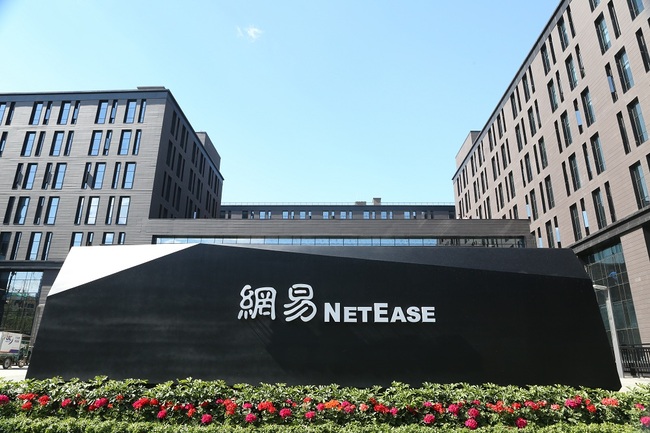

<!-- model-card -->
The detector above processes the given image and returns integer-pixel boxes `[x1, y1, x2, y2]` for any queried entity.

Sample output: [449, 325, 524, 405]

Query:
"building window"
[118, 232, 126, 245]
[45, 197, 59, 225]
[124, 100, 136, 123]
[541, 44, 551, 74]
[89, 131, 102, 156]
[0, 131, 7, 157]
[112, 162, 122, 189]
[557, 18, 569, 50]
[93, 163, 106, 189]
[21, 132, 36, 156]
[547, 81, 558, 112]
[605, 63, 618, 102]
[569, 153, 581, 191]
[544, 176, 555, 209]
[630, 161, 650, 209]
[628, 98, 648, 145]
[86, 232, 94, 246]
[560, 111, 573, 146]
[71, 101, 80, 124]
[605, 181, 617, 223]
[595, 14, 611, 53]
[529, 190, 539, 220]
[590, 133, 606, 174]
[570, 204, 582, 241]
[527, 108, 536, 136]
[138, 99, 146, 123]
[86, 197, 100, 224]
[109, 100, 117, 124]
[0, 232, 10, 260]
[41, 232, 52, 260]
[3, 197, 15, 225]
[70, 232, 83, 247]
[26, 232, 42, 261]
[53, 163, 66, 189]
[626, 0, 644, 19]
[581, 88, 596, 126]
[23, 163, 37, 190]
[58, 101, 71, 125]
[74, 197, 84, 225]
[122, 162, 136, 189]
[565, 55, 578, 90]
[615, 49, 634, 92]
[33, 197, 44, 225]
[105, 196, 115, 224]
[4, 102, 14, 126]
[592, 188, 607, 229]
[102, 232, 115, 245]
[118, 130, 131, 155]
[29, 102, 43, 125]
[133, 130, 142, 155]
[590, 0, 601, 10]
[49, 131, 64, 156]
[96, 100, 108, 124]
[14, 197, 30, 225]
[116, 197, 130, 224]
[637, 30, 650, 72]
[64, 131, 74, 156]
[0, 103, 5, 125]
[608, 1, 621, 38]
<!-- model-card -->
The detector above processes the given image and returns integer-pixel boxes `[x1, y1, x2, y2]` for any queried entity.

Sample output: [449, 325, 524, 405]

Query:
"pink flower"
[61, 398, 72, 408]
[423, 413, 435, 424]
[245, 413, 257, 423]
[467, 407, 480, 418]
[551, 404, 561, 410]
[423, 401, 433, 408]
[636, 403, 646, 411]
[157, 409, 167, 419]
[242, 402, 253, 409]
[279, 408, 292, 419]
[316, 403, 325, 411]
[0, 395, 9, 405]
[305, 410, 316, 420]
[641, 416, 650, 428]
[389, 407, 399, 416]
[447, 403, 460, 416]
[465, 418, 478, 430]
[343, 404, 356, 413]
[516, 417, 528, 429]
[201, 414, 213, 424]
[564, 398, 579, 409]
[93, 397, 109, 408]
[359, 403, 369, 412]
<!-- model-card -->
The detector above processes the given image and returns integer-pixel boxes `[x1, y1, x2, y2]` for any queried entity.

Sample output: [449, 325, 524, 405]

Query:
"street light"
[593, 284, 624, 377]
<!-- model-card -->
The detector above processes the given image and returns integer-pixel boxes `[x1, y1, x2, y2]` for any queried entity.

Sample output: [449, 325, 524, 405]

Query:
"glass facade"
[583, 243, 641, 346]
[0, 271, 43, 335]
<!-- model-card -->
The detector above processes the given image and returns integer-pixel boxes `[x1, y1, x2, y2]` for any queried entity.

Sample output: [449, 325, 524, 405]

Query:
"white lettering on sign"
[238, 284, 436, 324]
[323, 302, 436, 323]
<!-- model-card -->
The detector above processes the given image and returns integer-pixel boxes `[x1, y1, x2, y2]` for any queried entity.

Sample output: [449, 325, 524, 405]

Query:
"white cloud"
[237, 25, 263, 42]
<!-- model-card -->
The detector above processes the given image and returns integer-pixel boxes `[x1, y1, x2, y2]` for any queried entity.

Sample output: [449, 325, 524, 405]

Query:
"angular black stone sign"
[28, 244, 621, 390]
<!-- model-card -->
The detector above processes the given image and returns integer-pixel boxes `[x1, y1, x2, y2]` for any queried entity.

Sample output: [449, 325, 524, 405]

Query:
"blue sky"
[0, 0, 558, 204]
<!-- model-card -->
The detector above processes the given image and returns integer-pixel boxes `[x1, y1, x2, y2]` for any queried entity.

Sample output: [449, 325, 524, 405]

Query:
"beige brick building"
[453, 0, 650, 353]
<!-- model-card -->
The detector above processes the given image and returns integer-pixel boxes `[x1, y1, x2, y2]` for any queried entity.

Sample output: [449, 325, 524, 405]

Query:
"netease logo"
[238, 284, 436, 324]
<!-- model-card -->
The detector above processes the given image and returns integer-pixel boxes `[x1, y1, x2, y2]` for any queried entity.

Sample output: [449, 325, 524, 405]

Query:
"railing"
[620, 344, 650, 377]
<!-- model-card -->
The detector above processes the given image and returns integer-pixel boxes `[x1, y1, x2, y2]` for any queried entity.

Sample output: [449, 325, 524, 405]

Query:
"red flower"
[201, 414, 213, 424]
[61, 398, 72, 408]
[374, 403, 389, 414]
[465, 418, 478, 430]
[511, 402, 522, 410]
[447, 403, 460, 416]
[0, 395, 8, 405]
[223, 399, 237, 416]
[279, 408, 292, 418]
[200, 401, 210, 408]
[115, 394, 124, 401]
[37, 395, 50, 406]
[516, 417, 528, 429]
[641, 416, 650, 428]
[187, 407, 196, 418]
[305, 411, 316, 420]
[132, 398, 150, 410]
[316, 403, 325, 411]
[18, 393, 36, 401]
[303, 397, 313, 404]
[93, 397, 108, 409]
[587, 404, 597, 413]
[245, 413, 257, 423]
[601, 397, 619, 406]
[423, 414, 435, 424]
[467, 407, 480, 418]
[157, 409, 167, 419]
[21, 401, 32, 411]
[433, 403, 444, 414]
[258, 400, 277, 413]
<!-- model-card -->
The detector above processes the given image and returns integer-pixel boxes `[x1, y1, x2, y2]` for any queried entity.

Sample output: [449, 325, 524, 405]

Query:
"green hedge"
[0, 378, 648, 431]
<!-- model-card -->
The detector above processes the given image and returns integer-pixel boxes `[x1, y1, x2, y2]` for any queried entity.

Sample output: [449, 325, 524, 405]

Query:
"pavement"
[1, 366, 649, 392]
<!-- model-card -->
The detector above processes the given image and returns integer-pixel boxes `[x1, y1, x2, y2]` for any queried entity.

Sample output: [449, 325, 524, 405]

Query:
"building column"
[620, 228, 650, 343]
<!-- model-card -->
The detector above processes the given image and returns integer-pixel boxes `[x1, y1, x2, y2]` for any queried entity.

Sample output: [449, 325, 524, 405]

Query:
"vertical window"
[595, 14, 611, 53]
[23, 163, 37, 190]
[70, 232, 83, 247]
[545, 221, 555, 248]
[541, 44, 551, 74]
[539, 138, 548, 168]
[21, 132, 36, 156]
[64, 131, 74, 156]
[34, 131, 45, 156]
[133, 130, 141, 155]
[605, 63, 618, 102]
[560, 111, 573, 146]
[71, 101, 80, 124]
[105, 196, 115, 224]
[122, 162, 136, 189]
[118, 130, 131, 155]
[74, 197, 85, 225]
[617, 111, 631, 153]
[582, 143, 594, 181]
[590, 134, 606, 174]
[529, 190, 539, 220]
[53, 163, 66, 189]
[86, 232, 94, 246]
[0, 232, 10, 260]
[627, 0, 644, 19]
[50, 131, 64, 156]
[12, 164, 23, 190]
[565, 55, 578, 90]
[0, 131, 7, 157]
[605, 181, 617, 222]
[524, 153, 533, 182]
[95, 100, 108, 123]
[102, 130, 112, 156]
[557, 18, 569, 50]
[575, 44, 586, 77]
[630, 161, 650, 209]
[102, 232, 115, 245]
[41, 163, 52, 189]
[0, 103, 5, 125]
[590, 0, 601, 10]
[89, 131, 102, 156]
[124, 99, 136, 123]
[615, 49, 634, 92]
[45, 197, 59, 224]
[26, 232, 42, 261]
[33, 197, 44, 224]
[41, 232, 52, 260]
[628, 98, 648, 145]
[5, 102, 14, 125]
[81, 162, 92, 189]
[138, 99, 146, 123]
[109, 100, 117, 123]
[111, 162, 122, 189]
[14, 197, 30, 225]
[93, 163, 106, 189]
[3, 197, 15, 225]
[592, 189, 607, 229]
[547, 81, 558, 112]
[9, 232, 21, 260]
[570, 204, 582, 241]
[42, 102, 52, 125]
[637, 29, 650, 72]
[86, 197, 100, 224]
[527, 108, 536, 136]
[608, 2, 621, 38]
[58, 101, 71, 124]
[544, 176, 555, 209]
[29, 102, 43, 125]
[118, 232, 126, 245]
[117, 197, 130, 224]
[522, 75, 531, 101]
[569, 153, 581, 191]
[581, 88, 596, 126]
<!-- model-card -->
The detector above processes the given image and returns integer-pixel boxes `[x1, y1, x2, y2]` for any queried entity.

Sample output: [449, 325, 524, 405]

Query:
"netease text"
[323, 302, 435, 323]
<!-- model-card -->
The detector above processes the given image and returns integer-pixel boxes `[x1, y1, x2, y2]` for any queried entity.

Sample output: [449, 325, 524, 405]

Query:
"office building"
[453, 0, 650, 354]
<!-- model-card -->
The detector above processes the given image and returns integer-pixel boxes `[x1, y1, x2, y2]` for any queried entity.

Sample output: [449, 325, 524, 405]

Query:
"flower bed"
[0, 378, 648, 431]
